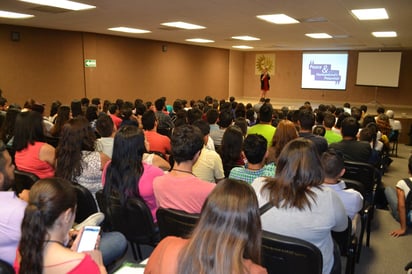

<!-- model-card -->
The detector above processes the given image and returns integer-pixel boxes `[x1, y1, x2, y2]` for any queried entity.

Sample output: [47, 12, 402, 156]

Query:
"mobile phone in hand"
[77, 226, 101, 252]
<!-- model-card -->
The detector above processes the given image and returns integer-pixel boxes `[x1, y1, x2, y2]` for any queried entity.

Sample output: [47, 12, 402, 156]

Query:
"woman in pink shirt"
[14, 111, 55, 178]
[102, 126, 164, 222]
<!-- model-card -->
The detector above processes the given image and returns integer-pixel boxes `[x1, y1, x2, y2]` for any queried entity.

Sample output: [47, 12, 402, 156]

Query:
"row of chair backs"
[13, 169, 39, 195]
[72, 183, 98, 224]
[331, 217, 357, 274]
[155, 207, 323, 274]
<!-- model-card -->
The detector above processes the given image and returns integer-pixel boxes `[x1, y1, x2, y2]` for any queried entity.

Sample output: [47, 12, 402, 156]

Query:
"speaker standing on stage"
[260, 68, 270, 98]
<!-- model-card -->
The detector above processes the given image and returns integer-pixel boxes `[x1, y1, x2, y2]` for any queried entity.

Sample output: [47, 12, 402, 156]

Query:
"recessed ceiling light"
[372, 31, 397, 38]
[257, 14, 299, 24]
[162, 22, 205, 30]
[231, 36, 260, 41]
[186, 38, 214, 43]
[351, 8, 388, 20]
[0, 10, 34, 19]
[108, 27, 151, 34]
[305, 33, 332, 39]
[232, 45, 254, 49]
[19, 0, 95, 11]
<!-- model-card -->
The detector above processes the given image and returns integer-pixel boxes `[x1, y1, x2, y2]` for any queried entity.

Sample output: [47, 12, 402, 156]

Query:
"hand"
[70, 227, 84, 251]
[18, 189, 30, 202]
[390, 228, 406, 237]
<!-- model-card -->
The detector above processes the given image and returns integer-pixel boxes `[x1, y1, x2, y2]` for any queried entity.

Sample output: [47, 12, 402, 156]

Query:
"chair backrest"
[342, 161, 378, 202]
[331, 217, 352, 256]
[156, 207, 200, 239]
[44, 135, 60, 148]
[98, 191, 159, 245]
[72, 183, 98, 224]
[0, 259, 14, 274]
[261, 231, 323, 274]
[13, 169, 39, 194]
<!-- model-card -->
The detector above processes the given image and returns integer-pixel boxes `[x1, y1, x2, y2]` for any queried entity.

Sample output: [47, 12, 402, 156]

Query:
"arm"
[99, 152, 111, 171]
[39, 143, 56, 167]
[151, 154, 171, 171]
[390, 188, 407, 237]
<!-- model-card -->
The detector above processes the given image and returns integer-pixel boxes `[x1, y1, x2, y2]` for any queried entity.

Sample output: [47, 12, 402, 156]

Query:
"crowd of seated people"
[0, 90, 405, 272]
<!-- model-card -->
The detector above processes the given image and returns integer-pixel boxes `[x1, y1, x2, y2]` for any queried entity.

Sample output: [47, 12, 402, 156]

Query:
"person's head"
[323, 112, 336, 129]
[259, 103, 273, 123]
[376, 106, 385, 115]
[271, 119, 298, 162]
[350, 107, 362, 121]
[0, 96, 8, 110]
[360, 105, 367, 114]
[386, 109, 395, 119]
[312, 125, 326, 136]
[217, 110, 233, 128]
[142, 110, 156, 130]
[220, 125, 244, 177]
[70, 99, 83, 117]
[19, 178, 77, 274]
[178, 179, 261, 274]
[234, 117, 248, 137]
[341, 117, 359, 138]
[192, 119, 210, 145]
[108, 103, 119, 115]
[96, 113, 114, 137]
[154, 98, 165, 111]
[55, 117, 96, 182]
[187, 108, 203, 124]
[50, 105, 71, 137]
[0, 107, 21, 143]
[361, 115, 376, 128]
[13, 111, 45, 151]
[49, 100, 61, 117]
[359, 126, 373, 142]
[172, 99, 183, 113]
[81, 97, 90, 107]
[243, 134, 267, 164]
[321, 149, 345, 181]
[0, 141, 15, 191]
[298, 109, 315, 130]
[263, 138, 324, 209]
[171, 125, 204, 164]
[105, 126, 146, 205]
[206, 109, 219, 124]
[85, 104, 98, 122]
[91, 98, 101, 111]
[335, 112, 351, 129]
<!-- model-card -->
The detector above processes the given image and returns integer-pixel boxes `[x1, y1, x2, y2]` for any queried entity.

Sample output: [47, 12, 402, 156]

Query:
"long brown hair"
[268, 119, 298, 163]
[263, 138, 324, 210]
[177, 179, 262, 274]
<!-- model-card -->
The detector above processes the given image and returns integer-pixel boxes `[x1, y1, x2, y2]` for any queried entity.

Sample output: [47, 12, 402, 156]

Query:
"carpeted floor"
[354, 144, 412, 274]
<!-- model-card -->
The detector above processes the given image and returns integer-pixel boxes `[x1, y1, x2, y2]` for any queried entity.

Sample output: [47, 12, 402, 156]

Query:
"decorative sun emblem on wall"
[256, 55, 274, 74]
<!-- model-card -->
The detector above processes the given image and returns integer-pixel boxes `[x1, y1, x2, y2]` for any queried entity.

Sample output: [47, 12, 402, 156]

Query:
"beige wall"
[1, 24, 411, 114]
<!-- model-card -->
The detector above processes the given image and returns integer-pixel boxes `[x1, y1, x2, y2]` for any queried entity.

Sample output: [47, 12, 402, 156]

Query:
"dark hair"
[155, 98, 165, 111]
[142, 110, 156, 130]
[243, 134, 267, 164]
[350, 107, 362, 121]
[108, 103, 118, 115]
[19, 178, 76, 274]
[50, 105, 71, 137]
[192, 119, 210, 137]
[217, 110, 233, 128]
[104, 126, 145, 206]
[55, 117, 96, 182]
[321, 149, 344, 179]
[135, 102, 147, 116]
[0, 107, 21, 144]
[177, 179, 262, 274]
[219, 125, 244, 177]
[81, 97, 90, 107]
[341, 117, 359, 138]
[299, 109, 315, 130]
[206, 109, 219, 124]
[49, 100, 61, 117]
[85, 104, 98, 123]
[408, 155, 412, 174]
[262, 138, 324, 210]
[171, 125, 203, 164]
[335, 112, 351, 129]
[70, 100, 83, 118]
[13, 111, 45, 151]
[312, 125, 326, 136]
[234, 117, 248, 136]
[187, 108, 203, 124]
[323, 112, 336, 128]
[259, 104, 273, 122]
[91, 98, 100, 106]
[96, 114, 114, 137]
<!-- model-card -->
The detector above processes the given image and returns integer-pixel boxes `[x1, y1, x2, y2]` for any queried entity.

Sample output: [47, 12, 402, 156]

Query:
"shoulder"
[243, 259, 268, 274]
[143, 163, 164, 176]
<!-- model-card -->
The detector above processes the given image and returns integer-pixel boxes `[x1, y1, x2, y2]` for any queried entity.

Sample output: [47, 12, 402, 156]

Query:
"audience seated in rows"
[298, 108, 328, 155]
[229, 134, 275, 184]
[153, 125, 215, 214]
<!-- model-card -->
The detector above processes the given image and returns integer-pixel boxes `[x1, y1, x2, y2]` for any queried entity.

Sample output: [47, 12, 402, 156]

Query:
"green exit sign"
[85, 59, 96, 67]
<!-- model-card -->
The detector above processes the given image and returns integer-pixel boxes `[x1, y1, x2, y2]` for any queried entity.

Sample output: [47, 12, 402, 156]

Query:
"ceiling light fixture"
[108, 27, 151, 34]
[305, 33, 332, 39]
[257, 14, 299, 24]
[19, 0, 95, 11]
[0, 10, 34, 19]
[372, 31, 397, 37]
[232, 45, 254, 49]
[231, 36, 260, 41]
[186, 38, 214, 43]
[162, 22, 205, 30]
[351, 8, 388, 20]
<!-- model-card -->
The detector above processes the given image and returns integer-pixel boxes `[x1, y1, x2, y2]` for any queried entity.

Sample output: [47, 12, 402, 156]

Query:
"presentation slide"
[301, 52, 348, 90]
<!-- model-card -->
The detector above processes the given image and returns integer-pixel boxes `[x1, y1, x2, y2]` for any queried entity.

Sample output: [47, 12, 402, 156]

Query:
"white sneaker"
[73, 212, 105, 230]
